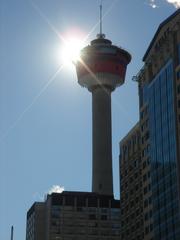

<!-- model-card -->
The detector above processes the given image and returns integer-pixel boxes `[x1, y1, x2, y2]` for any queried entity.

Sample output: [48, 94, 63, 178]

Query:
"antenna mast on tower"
[97, 0, 105, 39]
[100, 1, 102, 35]
[11, 226, 14, 240]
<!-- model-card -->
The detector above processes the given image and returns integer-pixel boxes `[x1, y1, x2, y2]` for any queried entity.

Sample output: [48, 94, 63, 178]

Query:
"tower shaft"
[92, 86, 113, 196]
[76, 33, 131, 197]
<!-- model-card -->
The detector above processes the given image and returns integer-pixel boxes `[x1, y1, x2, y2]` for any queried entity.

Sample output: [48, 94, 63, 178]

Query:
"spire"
[100, 1, 102, 35]
[11, 226, 14, 240]
[97, 0, 105, 39]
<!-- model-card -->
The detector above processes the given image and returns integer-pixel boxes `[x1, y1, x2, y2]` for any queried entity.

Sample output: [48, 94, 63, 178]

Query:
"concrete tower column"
[92, 86, 113, 196]
[76, 33, 131, 197]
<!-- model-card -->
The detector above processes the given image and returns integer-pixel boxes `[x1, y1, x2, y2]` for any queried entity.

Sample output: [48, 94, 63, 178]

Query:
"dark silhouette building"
[26, 192, 121, 240]
[26, 202, 46, 240]
[119, 123, 144, 240]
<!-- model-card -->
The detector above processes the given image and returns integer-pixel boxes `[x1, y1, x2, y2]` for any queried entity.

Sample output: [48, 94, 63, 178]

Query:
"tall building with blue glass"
[120, 8, 180, 240]
[138, 9, 180, 240]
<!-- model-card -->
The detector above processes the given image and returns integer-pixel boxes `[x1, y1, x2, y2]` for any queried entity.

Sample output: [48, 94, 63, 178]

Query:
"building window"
[145, 131, 149, 140]
[136, 209, 140, 216]
[178, 43, 180, 64]
[101, 215, 107, 220]
[177, 84, 180, 94]
[130, 201, 134, 208]
[177, 70, 180, 80]
[136, 221, 140, 228]
[134, 173, 138, 179]
[178, 99, 180, 108]
[145, 226, 149, 234]
[144, 212, 148, 221]
[89, 214, 96, 220]
[140, 111, 144, 119]
[149, 210, 152, 218]
[144, 199, 148, 207]
[143, 174, 147, 182]
[143, 161, 147, 169]
[134, 159, 138, 167]
[144, 186, 148, 194]
[129, 177, 133, 183]
[150, 224, 153, 232]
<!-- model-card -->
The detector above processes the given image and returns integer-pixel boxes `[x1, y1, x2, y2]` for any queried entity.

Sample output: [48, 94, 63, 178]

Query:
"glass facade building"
[141, 60, 180, 239]
[120, 8, 180, 240]
[138, 9, 180, 240]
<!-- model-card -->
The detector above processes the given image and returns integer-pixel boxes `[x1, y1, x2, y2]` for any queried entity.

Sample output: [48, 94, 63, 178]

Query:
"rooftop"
[143, 8, 180, 61]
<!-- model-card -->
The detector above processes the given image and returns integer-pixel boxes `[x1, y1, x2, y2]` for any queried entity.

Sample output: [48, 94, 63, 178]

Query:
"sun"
[60, 37, 84, 67]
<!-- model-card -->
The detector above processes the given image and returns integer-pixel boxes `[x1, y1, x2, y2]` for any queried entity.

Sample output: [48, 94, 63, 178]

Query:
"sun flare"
[60, 37, 84, 67]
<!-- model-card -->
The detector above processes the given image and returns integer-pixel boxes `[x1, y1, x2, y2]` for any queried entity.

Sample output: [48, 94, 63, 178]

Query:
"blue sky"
[0, 0, 179, 239]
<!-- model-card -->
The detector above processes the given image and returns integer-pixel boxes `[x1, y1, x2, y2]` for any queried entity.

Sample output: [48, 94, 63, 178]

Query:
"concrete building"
[26, 192, 121, 240]
[26, 202, 45, 240]
[119, 8, 180, 240]
[119, 123, 144, 240]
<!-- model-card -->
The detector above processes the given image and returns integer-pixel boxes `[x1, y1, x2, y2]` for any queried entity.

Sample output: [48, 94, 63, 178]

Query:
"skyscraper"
[120, 8, 180, 240]
[119, 123, 144, 240]
[139, 9, 180, 240]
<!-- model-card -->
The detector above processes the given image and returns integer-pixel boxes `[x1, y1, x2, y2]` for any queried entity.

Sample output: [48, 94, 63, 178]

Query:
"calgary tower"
[76, 4, 131, 196]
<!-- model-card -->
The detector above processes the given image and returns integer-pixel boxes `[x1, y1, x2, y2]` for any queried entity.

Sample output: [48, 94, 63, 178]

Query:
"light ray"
[29, 0, 119, 49]
[78, 58, 108, 91]
[28, 0, 66, 44]
[0, 64, 64, 142]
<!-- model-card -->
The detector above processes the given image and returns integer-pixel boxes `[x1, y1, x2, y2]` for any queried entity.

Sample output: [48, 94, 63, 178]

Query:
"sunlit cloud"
[32, 185, 65, 201]
[48, 185, 65, 194]
[148, 0, 159, 8]
[166, 0, 180, 8]
[148, 0, 180, 8]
